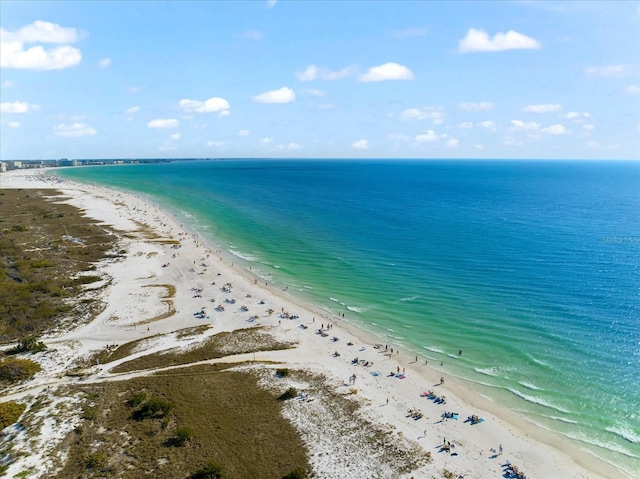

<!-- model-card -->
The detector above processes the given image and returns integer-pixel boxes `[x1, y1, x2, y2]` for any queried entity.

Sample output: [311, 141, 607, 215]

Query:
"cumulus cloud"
[523, 103, 562, 113]
[0, 101, 40, 113]
[541, 124, 567, 135]
[148, 118, 178, 128]
[582, 124, 594, 131]
[179, 97, 230, 115]
[8, 121, 20, 128]
[510, 120, 541, 131]
[446, 138, 459, 147]
[359, 62, 414, 82]
[237, 129, 250, 136]
[625, 85, 640, 94]
[287, 143, 301, 150]
[459, 101, 494, 111]
[479, 120, 497, 131]
[97, 57, 111, 68]
[1, 21, 82, 70]
[2, 80, 16, 88]
[415, 130, 440, 143]
[584, 65, 629, 77]
[266, 0, 277, 8]
[457, 122, 473, 129]
[295, 64, 357, 81]
[586, 140, 599, 148]
[398, 106, 444, 124]
[260, 137, 273, 144]
[126, 106, 140, 114]
[296, 65, 318, 81]
[352, 139, 368, 150]
[53, 122, 96, 138]
[458, 28, 540, 53]
[169, 133, 181, 140]
[252, 87, 295, 103]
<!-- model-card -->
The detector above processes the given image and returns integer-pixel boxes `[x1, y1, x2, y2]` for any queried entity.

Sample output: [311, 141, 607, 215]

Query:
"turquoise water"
[55, 160, 640, 475]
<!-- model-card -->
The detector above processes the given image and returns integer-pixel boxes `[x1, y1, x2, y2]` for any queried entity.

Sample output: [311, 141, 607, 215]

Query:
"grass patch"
[0, 189, 120, 341]
[110, 328, 294, 374]
[55, 364, 309, 479]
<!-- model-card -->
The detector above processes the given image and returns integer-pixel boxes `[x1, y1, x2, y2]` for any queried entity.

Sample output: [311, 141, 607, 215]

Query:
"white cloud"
[359, 62, 414, 82]
[252, 87, 295, 103]
[415, 130, 440, 143]
[458, 28, 540, 53]
[98, 57, 111, 68]
[296, 65, 318, 81]
[169, 133, 181, 140]
[398, 106, 444, 124]
[510, 120, 540, 131]
[53, 122, 96, 138]
[126, 106, 140, 114]
[446, 138, 459, 148]
[352, 139, 368, 150]
[541, 124, 567, 135]
[287, 143, 302, 150]
[1, 20, 79, 44]
[388, 26, 429, 38]
[1, 21, 82, 70]
[459, 101, 494, 111]
[1, 42, 81, 70]
[218, 110, 230, 117]
[399, 108, 427, 120]
[582, 124, 594, 131]
[625, 85, 640, 94]
[479, 120, 497, 131]
[266, 0, 277, 8]
[148, 118, 178, 128]
[586, 140, 599, 148]
[0, 101, 40, 113]
[584, 65, 629, 77]
[241, 30, 264, 40]
[474, 144, 484, 150]
[457, 122, 474, 129]
[323, 65, 357, 81]
[2, 80, 16, 88]
[523, 103, 562, 113]
[237, 129, 250, 136]
[8, 121, 20, 128]
[260, 137, 273, 144]
[179, 97, 230, 113]
[317, 103, 335, 110]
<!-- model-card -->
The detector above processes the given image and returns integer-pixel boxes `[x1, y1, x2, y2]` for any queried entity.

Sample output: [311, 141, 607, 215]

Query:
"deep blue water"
[56, 159, 640, 475]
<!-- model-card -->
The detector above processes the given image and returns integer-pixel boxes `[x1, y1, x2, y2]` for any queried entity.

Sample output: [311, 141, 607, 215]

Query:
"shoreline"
[0, 168, 630, 478]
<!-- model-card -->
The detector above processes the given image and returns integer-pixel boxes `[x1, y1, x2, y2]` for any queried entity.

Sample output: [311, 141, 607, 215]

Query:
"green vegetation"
[189, 461, 224, 479]
[0, 401, 27, 429]
[279, 387, 298, 401]
[131, 395, 173, 420]
[8, 335, 47, 355]
[0, 189, 120, 341]
[282, 468, 308, 479]
[0, 357, 42, 384]
[56, 366, 309, 478]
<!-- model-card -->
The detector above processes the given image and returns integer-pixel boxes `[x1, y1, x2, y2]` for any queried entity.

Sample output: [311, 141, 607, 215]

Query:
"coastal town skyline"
[1, 0, 639, 160]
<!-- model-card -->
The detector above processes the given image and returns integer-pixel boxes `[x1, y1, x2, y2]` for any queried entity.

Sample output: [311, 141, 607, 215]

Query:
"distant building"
[0, 162, 6, 173]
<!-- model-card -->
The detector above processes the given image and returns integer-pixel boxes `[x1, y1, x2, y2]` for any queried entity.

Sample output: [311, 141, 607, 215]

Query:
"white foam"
[508, 388, 570, 414]
[605, 425, 640, 444]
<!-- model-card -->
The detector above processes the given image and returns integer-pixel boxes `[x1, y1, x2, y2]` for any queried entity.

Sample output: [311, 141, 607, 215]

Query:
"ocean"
[55, 159, 640, 476]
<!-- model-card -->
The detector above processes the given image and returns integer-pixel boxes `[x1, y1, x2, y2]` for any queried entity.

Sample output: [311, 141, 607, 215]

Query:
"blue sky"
[1, 0, 639, 160]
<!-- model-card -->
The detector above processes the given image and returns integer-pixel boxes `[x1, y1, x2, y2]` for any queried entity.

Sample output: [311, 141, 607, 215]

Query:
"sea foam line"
[605, 425, 640, 444]
[508, 388, 570, 414]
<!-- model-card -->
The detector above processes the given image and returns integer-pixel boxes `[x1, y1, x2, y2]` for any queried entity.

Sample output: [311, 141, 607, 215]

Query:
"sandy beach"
[0, 168, 627, 479]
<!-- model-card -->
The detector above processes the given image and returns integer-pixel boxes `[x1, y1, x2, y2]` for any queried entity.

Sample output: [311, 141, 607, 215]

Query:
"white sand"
[0, 168, 628, 478]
